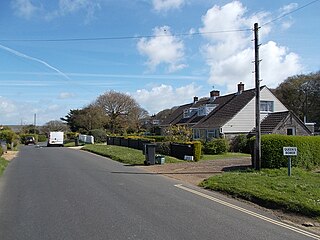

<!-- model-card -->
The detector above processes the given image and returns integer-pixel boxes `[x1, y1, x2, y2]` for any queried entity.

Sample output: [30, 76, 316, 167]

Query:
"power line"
[261, 0, 320, 27]
[0, 29, 251, 42]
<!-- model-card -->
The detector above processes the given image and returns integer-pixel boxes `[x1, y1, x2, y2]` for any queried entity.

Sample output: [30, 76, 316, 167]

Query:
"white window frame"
[260, 101, 274, 113]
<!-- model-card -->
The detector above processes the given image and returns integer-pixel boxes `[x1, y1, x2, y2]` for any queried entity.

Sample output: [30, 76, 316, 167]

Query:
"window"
[287, 128, 296, 135]
[260, 101, 274, 112]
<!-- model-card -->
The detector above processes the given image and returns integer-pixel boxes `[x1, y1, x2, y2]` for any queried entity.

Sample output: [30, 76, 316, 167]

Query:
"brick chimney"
[210, 90, 220, 98]
[237, 82, 244, 94]
[193, 96, 199, 103]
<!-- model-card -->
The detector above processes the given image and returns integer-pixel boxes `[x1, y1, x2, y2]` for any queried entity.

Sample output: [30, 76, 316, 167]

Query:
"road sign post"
[283, 147, 297, 176]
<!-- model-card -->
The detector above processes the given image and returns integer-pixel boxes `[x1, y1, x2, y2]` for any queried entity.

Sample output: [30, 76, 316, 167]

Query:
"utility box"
[144, 144, 156, 165]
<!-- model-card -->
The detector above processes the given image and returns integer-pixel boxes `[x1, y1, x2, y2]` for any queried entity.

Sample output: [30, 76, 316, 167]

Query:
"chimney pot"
[193, 96, 199, 103]
[210, 90, 220, 98]
[238, 82, 244, 93]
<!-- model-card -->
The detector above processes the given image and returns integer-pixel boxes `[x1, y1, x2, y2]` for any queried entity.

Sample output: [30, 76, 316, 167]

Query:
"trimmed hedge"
[193, 141, 202, 161]
[260, 135, 320, 169]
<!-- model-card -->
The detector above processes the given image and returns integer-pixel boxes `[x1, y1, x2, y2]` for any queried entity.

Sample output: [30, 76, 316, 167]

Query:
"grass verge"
[83, 144, 183, 165]
[201, 152, 250, 161]
[0, 157, 9, 176]
[200, 168, 320, 220]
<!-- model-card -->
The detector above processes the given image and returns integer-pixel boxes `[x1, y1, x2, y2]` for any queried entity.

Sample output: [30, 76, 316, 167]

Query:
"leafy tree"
[274, 72, 320, 129]
[94, 91, 145, 134]
[163, 125, 192, 142]
[0, 129, 19, 149]
[61, 105, 107, 133]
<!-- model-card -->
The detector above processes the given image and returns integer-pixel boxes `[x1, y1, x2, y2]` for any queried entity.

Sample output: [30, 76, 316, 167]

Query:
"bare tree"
[41, 120, 70, 135]
[94, 91, 144, 133]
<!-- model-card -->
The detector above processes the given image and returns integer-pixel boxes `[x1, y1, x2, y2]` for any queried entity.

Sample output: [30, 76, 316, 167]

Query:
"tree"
[41, 120, 69, 135]
[94, 91, 143, 134]
[61, 105, 107, 133]
[163, 125, 192, 142]
[274, 72, 320, 129]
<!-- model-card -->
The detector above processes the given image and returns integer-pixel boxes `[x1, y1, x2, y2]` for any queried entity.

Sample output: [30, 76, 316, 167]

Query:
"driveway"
[140, 157, 252, 185]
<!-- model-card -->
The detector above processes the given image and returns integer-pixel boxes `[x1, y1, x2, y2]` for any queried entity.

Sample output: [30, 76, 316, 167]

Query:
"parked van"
[47, 132, 64, 147]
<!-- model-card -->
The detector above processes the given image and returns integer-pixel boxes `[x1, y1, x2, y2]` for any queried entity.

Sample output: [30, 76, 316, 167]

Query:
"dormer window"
[183, 108, 197, 118]
[260, 101, 274, 112]
[198, 104, 218, 116]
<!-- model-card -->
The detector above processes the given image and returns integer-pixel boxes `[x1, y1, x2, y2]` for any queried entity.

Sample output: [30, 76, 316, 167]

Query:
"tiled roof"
[193, 87, 258, 129]
[260, 111, 290, 134]
[161, 103, 193, 126]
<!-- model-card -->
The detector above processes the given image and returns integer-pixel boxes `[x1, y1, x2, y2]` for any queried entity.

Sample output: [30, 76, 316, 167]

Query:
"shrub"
[203, 138, 229, 155]
[229, 135, 250, 153]
[89, 129, 108, 143]
[38, 134, 47, 142]
[1, 130, 19, 148]
[0, 147, 3, 156]
[260, 135, 320, 169]
[192, 141, 202, 161]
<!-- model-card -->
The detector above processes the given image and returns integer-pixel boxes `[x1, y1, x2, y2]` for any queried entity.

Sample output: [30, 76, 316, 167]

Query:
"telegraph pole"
[254, 23, 261, 170]
[34, 113, 37, 134]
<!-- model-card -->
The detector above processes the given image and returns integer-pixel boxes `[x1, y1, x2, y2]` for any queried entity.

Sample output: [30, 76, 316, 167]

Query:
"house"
[160, 82, 311, 141]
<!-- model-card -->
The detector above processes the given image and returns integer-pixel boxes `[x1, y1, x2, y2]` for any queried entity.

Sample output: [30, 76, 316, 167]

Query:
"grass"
[0, 157, 9, 176]
[201, 152, 250, 161]
[200, 168, 320, 220]
[83, 144, 183, 165]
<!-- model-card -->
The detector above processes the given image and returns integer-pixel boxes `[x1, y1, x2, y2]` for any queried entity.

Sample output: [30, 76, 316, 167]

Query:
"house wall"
[273, 115, 311, 136]
[222, 87, 288, 134]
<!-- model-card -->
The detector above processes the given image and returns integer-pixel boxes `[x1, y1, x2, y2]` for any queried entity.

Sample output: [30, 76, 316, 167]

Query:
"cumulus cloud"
[0, 96, 17, 118]
[11, 0, 39, 19]
[152, 0, 185, 12]
[133, 83, 201, 114]
[199, 1, 303, 92]
[137, 26, 187, 72]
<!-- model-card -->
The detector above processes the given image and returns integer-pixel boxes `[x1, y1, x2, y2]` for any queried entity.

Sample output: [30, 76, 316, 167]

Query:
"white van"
[47, 132, 64, 147]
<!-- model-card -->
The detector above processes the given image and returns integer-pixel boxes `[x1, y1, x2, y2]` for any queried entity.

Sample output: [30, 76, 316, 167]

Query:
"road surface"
[0, 145, 319, 240]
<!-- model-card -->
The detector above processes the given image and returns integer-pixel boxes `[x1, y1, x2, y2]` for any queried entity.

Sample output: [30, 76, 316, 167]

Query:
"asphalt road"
[0, 145, 319, 240]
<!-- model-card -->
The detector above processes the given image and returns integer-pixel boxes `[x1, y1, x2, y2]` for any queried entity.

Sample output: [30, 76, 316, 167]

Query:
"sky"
[0, 0, 319, 125]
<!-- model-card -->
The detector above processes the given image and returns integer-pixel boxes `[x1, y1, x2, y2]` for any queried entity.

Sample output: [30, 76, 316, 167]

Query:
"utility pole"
[254, 22, 261, 170]
[34, 113, 37, 134]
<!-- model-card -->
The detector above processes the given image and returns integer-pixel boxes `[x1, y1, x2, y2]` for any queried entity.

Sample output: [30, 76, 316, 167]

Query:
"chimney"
[210, 90, 220, 98]
[237, 82, 244, 94]
[193, 96, 199, 103]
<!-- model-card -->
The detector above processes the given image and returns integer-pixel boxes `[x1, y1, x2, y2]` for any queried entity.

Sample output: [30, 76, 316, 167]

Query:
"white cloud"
[11, 0, 101, 23]
[0, 97, 17, 118]
[137, 26, 187, 72]
[59, 92, 75, 99]
[152, 0, 185, 12]
[133, 83, 201, 114]
[199, 1, 303, 93]
[11, 0, 39, 19]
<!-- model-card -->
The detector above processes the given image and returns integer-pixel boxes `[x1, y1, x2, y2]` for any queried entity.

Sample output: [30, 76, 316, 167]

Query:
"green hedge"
[203, 138, 229, 155]
[193, 141, 202, 161]
[260, 135, 320, 169]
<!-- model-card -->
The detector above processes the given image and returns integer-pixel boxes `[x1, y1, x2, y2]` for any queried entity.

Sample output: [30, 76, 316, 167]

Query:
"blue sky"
[0, 0, 319, 125]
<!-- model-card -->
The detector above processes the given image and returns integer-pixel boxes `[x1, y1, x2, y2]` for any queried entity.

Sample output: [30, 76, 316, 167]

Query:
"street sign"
[283, 147, 297, 156]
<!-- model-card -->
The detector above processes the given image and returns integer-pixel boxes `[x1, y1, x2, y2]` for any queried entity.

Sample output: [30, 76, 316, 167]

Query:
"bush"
[1, 130, 19, 149]
[0, 147, 3, 156]
[203, 138, 229, 155]
[229, 135, 250, 153]
[89, 129, 108, 143]
[193, 141, 202, 161]
[38, 134, 47, 142]
[260, 135, 320, 169]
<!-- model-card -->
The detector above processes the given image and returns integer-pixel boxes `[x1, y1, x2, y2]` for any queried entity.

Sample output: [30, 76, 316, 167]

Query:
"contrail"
[0, 44, 70, 80]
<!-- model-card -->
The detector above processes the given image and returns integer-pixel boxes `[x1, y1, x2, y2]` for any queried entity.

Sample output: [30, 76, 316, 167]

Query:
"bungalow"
[160, 82, 311, 141]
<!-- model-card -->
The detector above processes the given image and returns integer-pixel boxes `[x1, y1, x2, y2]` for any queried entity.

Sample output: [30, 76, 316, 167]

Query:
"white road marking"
[174, 184, 320, 240]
